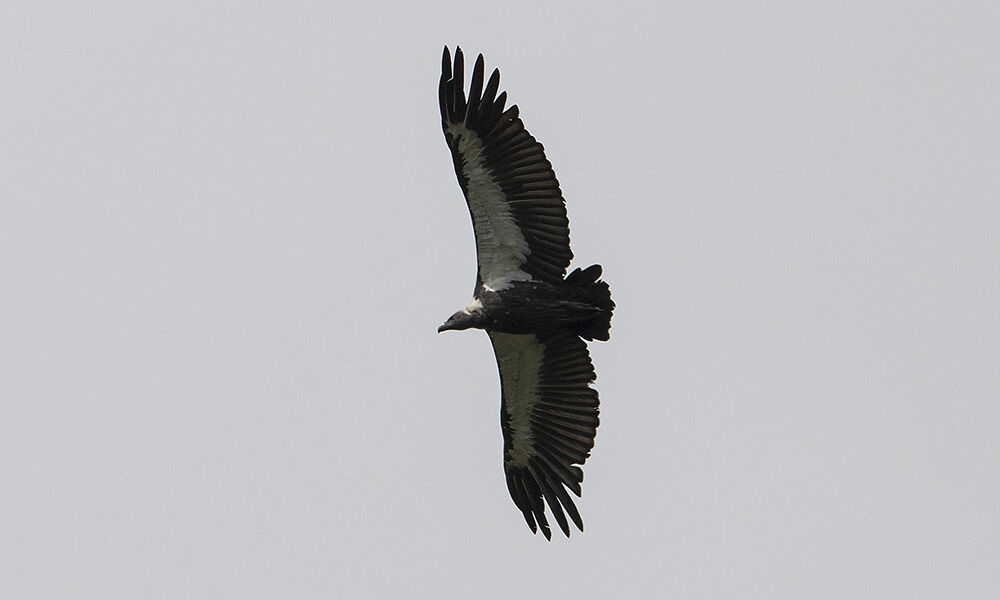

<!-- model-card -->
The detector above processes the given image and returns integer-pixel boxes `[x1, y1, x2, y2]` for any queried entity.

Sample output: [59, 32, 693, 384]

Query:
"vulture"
[436, 46, 614, 539]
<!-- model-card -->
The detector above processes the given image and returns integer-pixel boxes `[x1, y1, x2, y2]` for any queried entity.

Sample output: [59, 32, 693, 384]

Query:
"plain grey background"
[2, 1, 997, 598]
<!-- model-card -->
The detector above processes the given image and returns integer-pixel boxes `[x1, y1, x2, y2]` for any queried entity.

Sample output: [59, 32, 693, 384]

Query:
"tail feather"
[567, 264, 614, 342]
[565, 264, 603, 287]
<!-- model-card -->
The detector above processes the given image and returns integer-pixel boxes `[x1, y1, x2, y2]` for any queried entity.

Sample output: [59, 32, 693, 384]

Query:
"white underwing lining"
[446, 122, 532, 291]
[488, 332, 543, 466]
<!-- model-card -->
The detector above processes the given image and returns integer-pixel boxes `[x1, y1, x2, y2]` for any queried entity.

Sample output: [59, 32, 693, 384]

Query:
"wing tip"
[506, 461, 586, 540]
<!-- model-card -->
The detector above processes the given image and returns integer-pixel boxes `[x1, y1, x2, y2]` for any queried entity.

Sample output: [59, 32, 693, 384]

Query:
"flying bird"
[437, 46, 614, 540]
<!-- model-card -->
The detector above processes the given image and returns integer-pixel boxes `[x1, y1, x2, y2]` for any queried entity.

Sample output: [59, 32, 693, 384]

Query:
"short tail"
[566, 264, 615, 342]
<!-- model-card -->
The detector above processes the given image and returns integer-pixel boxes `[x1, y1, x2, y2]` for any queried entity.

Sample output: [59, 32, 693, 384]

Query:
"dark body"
[447, 265, 613, 341]
[482, 283, 600, 334]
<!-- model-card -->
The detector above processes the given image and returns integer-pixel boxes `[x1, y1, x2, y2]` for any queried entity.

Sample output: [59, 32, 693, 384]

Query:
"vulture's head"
[438, 307, 485, 333]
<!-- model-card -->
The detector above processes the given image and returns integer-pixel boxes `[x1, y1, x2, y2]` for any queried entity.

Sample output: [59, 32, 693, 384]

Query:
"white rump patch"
[488, 332, 544, 466]
[446, 122, 532, 290]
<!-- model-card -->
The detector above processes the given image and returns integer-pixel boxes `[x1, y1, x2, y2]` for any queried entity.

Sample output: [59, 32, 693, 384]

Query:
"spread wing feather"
[488, 330, 600, 539]
[440, 47, 573, 291]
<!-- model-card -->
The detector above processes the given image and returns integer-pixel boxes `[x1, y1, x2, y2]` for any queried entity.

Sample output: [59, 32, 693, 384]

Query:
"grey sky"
[2, 1, 997, 598]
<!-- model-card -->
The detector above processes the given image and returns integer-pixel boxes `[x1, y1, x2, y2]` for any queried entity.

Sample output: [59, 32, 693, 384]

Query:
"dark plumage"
[437, 46, 614, 540]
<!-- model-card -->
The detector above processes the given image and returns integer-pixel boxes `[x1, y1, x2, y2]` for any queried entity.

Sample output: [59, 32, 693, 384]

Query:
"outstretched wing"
[488, 330, 600, 539]
[439, 46, 573, 292]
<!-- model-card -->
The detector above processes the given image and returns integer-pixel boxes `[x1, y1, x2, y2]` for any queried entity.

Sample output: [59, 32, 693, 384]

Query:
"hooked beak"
[438, 312, 473, 333]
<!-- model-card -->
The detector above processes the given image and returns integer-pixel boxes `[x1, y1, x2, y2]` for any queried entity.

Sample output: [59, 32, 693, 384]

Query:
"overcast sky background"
[2, 2, 998, 598]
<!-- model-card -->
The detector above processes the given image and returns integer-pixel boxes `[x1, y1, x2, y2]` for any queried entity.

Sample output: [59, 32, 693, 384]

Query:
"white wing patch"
[488, 332, 544, 466]
[446, 122, 532, 290]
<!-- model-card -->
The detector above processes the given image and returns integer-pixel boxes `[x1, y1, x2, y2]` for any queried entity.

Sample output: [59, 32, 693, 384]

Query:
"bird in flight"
[437, 46, 614, 539]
